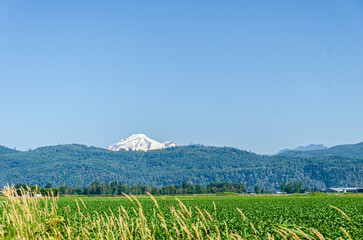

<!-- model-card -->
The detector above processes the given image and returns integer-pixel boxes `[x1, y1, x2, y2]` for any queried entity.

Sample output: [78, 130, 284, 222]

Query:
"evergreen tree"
[254, 185, 261, 194]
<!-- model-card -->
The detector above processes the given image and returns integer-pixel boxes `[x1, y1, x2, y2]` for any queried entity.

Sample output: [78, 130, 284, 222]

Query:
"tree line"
[11, 181, 265, 196]
[60, 181, 251, 195]
[10, 180, 311, 196]
[279, 181, 309, 193]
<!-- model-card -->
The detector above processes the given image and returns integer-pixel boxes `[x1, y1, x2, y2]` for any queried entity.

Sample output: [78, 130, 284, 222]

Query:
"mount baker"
[108, 134, 177, 151]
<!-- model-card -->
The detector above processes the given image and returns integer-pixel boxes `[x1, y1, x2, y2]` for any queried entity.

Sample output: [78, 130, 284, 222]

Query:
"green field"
[1, 192, 362, 239]
[56, 194, 363, 239]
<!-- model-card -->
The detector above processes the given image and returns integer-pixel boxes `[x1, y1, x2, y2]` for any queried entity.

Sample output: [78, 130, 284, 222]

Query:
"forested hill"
[0, 146, 18, 155]
[0, 144, 362, 192]
[278, 141, 363, 159]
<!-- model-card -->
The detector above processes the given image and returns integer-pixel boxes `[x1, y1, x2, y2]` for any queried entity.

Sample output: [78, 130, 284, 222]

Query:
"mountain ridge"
[0, 143, 362, 191]
[278, 141, 363, 159]
[276, 144, 328, 155]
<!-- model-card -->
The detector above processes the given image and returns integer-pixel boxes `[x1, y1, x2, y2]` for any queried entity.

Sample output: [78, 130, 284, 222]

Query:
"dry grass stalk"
[293, 227, 312, 240]
[236, 208, 246, 221]
[278, 226, 301, 240]
[310, 228, 325, 240]
[250, 222, 257, 238]
[329, 205, 351, 222]
[340, 227, 352, 240]
[272, 229, 287, 240]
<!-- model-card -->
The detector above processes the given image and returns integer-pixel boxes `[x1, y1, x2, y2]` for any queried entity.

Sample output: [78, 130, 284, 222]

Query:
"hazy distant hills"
[0, 142, 362, 191]
[276, 144, 328, 155]
[278, 142, 363, 159]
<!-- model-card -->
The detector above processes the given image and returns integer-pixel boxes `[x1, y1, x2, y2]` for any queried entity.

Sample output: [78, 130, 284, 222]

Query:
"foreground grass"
[0, 187, 362, 239]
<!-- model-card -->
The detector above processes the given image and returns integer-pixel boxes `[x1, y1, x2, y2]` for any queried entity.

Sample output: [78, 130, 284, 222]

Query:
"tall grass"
[0, 186, 356, 239]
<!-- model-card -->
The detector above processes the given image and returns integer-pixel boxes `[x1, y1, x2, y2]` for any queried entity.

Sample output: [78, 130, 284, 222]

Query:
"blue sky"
[0, 1, 362, 154]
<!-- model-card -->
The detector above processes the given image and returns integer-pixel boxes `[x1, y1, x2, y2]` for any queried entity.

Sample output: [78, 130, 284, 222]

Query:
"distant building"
[22, 192, 42, 197]
[322, 187, 359, 193]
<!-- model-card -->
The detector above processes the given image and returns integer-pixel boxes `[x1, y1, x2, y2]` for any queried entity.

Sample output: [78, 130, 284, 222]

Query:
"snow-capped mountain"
[108, 134, 178, 151]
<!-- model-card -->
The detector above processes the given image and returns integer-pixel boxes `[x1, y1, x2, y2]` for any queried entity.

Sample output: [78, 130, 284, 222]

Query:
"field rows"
[56, 194, 363, 239]
[1, 190, 362, 239]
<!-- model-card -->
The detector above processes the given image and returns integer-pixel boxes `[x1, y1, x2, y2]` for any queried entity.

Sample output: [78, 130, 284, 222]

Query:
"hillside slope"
[0, 145, 18, 155]
[0, 144, 361, 191]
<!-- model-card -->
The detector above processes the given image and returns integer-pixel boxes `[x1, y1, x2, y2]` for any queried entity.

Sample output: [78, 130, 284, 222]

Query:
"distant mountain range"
[108, 134, 177, 151]
[277, 141, 363, 159]
[276, 144, 328, 155]
[0, 137, 362, 191]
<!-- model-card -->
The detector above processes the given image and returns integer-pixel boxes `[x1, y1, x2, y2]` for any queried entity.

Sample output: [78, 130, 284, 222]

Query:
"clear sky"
[1, 1, 363, 154]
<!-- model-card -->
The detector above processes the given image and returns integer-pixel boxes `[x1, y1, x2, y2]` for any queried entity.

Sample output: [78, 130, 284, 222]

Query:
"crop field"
[58, 194, 362, 239]
[1, 189, 362, 239]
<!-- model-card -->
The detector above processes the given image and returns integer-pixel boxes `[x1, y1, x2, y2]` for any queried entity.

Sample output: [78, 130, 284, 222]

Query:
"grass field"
[1, 188, 362, 239]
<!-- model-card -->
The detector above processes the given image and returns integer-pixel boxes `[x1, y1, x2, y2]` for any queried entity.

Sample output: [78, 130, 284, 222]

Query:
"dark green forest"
[15, 180, 312, 196]
[0, 145, 18, 155]
[0, 144, 362, 192]
[14, 181, 261, 196]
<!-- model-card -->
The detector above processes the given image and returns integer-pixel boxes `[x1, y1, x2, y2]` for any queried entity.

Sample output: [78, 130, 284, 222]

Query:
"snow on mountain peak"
[108, 134, 178, 151]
